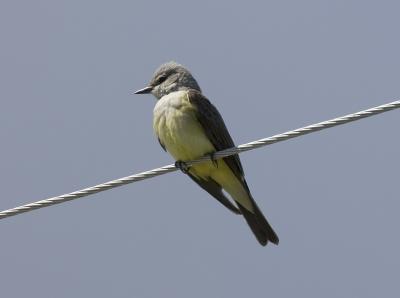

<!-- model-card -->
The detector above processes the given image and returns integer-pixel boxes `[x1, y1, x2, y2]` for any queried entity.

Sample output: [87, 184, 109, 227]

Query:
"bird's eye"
[157, 75, 168, 84]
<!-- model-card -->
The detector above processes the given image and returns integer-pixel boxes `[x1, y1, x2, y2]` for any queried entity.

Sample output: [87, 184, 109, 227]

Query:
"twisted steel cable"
[0, 100, 399, 220]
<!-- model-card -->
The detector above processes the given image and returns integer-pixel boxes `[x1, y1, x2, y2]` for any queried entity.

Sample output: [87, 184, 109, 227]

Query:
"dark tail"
[237, 197, 279, 246]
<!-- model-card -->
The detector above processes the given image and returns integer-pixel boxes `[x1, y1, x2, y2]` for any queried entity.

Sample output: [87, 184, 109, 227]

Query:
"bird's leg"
[175, 160, 190, 174]
[208, 152, 219, 168]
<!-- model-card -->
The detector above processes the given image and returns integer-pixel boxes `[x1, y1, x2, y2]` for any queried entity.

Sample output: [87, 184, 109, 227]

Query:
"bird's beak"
[134, 86, 153, 94]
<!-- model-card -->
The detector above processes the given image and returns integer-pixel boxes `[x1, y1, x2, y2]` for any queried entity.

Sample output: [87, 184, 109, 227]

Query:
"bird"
[134, 61, 278, 246]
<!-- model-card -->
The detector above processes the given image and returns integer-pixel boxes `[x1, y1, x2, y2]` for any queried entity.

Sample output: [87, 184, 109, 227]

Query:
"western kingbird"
[135, 61, 278, 246]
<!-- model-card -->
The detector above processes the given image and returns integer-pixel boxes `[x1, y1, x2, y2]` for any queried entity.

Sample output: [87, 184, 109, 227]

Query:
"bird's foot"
[208, 152, 219, 168]
[175, 160, 190, 174]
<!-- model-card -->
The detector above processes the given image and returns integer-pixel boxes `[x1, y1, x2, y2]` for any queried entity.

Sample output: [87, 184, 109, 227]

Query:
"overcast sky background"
[0, 1, 399, 297]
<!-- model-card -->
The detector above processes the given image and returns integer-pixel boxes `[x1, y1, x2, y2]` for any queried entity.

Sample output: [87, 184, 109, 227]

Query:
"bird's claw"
[175, 160, 190, 174]
[209, 152, 218, 168]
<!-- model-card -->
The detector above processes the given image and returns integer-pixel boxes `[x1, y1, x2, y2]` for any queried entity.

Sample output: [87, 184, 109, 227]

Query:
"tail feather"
[237, 198, 279, 246]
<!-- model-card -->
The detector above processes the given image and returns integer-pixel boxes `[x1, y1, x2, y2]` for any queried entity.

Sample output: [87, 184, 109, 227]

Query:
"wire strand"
[1, 100, 399, 220]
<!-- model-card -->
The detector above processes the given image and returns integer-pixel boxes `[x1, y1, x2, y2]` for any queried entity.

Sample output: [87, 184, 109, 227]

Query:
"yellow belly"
[153, 90, 252, 210]
[153, 90, 215, 162]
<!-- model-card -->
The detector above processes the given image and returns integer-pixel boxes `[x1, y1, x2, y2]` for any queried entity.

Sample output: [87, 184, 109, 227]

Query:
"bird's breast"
[153, 91, 214, 161]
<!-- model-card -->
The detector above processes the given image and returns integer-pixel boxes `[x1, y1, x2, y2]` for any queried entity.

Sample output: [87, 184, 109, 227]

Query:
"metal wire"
[1, 100, 399, 220]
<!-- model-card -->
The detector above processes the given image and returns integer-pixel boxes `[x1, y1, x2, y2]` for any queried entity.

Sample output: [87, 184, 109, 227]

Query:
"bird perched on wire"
[135, 61, 278, 246]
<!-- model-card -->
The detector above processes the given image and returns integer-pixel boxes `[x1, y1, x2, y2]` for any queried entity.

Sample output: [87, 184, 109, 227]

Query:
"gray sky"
[0, 1, 399, 297]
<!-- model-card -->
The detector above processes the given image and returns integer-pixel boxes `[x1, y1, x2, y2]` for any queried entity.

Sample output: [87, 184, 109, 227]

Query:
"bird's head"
[134, 61, 201, 99]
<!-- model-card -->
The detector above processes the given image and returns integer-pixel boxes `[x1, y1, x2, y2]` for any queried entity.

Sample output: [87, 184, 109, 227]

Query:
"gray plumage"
[149, 61, 201, 99]
[135, 61, 279, 246]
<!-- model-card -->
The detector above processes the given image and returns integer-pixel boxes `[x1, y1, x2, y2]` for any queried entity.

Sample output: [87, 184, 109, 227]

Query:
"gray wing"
[188, 90, 279, 245]
[187, 89, 245, 183]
